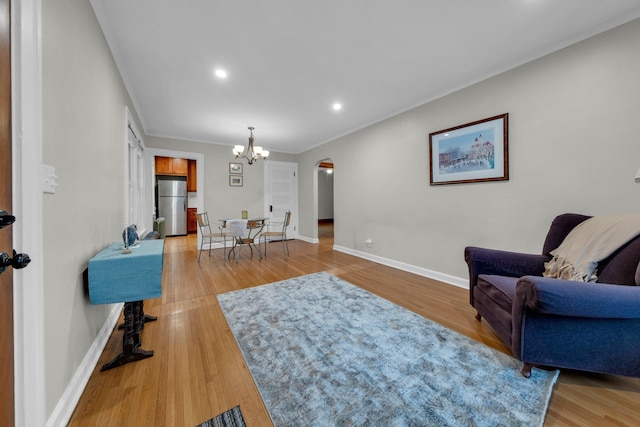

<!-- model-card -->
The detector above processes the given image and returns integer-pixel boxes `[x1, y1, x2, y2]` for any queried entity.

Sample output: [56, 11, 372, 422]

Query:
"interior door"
[265, 161, 298, 239]
[0, 0, 14, 422]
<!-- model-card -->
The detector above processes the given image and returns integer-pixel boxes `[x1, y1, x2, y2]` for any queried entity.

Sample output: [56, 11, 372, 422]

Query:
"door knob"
[0, 210, 15, 229]
[0, 250, 31, 273]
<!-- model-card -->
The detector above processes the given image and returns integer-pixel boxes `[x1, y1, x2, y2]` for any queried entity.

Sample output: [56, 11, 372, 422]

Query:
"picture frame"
[229, 175, 243, 187]
[229, 162, 243, 175]
[429, 113, 508, 185]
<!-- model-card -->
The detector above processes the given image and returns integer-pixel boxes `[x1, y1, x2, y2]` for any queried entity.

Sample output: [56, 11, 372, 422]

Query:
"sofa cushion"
[541, 213, 590, 257]
[596, 236, 640, 286]
[474, 275, 519, 346]
[476, 274, 518, 312]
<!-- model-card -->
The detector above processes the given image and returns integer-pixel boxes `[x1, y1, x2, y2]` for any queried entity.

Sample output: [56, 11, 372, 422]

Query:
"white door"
[264, 161, 298, 239]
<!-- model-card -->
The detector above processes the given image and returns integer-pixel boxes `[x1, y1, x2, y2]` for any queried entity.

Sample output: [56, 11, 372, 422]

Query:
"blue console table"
[88, 239, 165, 371]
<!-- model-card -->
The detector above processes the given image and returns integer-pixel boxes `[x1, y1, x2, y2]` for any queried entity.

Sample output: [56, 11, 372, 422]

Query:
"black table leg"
[117, 300, 157, 329]
[101, 300, 154, 371]
[141, 300, 158, 324]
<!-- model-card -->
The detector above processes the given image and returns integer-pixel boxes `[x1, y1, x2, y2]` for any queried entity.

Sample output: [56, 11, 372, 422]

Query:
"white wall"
[42, 0, 143, 419]
[297, 18, 640, 282]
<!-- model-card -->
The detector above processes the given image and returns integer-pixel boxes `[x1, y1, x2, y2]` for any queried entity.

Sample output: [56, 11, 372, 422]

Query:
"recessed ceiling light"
[214, 69, 227, 78]
[332, 103, 342, 111]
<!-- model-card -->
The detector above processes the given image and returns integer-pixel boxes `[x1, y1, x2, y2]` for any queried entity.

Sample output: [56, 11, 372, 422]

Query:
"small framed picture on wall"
[229, 175, 243, 187]
[229, 162, 243, 175]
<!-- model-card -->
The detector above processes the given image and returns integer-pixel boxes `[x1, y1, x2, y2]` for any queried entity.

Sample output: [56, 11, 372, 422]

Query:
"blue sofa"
[465, 213, 640, 377]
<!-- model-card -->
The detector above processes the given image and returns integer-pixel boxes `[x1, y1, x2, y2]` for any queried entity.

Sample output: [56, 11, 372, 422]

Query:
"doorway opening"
[153, 156, 198, 237]
[317, 159, 334, 245]
[145, 148, 204, 249]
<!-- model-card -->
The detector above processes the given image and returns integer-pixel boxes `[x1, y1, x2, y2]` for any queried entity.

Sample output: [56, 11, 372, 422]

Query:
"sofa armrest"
[515, 276, 640, 319]
[465, 247, 548, 278]
[465, 246, 549, 306]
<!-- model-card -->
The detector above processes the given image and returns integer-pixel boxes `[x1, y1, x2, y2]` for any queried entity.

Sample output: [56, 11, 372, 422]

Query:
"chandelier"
[233, 127, 269, 165]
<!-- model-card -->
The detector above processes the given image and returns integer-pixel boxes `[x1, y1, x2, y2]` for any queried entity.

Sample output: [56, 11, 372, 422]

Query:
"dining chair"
[226, 218, 263, 263]
[259, 211, 291, 259]
[196, 212, 228, 262]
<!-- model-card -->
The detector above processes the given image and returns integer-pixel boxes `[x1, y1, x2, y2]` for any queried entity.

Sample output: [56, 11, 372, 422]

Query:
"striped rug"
[196, 405, 245, 427]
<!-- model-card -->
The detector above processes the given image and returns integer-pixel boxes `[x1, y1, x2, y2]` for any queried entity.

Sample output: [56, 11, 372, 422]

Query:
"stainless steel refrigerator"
[157, 177, 187, 236]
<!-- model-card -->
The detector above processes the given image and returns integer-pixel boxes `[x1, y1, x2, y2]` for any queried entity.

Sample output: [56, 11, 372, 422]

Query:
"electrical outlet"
[365, 238, 373, 247]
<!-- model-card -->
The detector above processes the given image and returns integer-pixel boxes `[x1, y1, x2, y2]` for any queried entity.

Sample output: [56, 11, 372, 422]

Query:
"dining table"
[220, 217, 267, 262]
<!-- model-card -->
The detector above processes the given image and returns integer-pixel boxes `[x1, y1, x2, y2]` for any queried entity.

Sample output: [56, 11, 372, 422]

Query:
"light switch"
[42, 164, 58, 194]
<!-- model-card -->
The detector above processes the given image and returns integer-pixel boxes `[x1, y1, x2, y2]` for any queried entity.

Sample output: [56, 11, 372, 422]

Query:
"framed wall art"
[229, 162, 243, 175]
[429, 113, 508, 185]
[229, 175, 243, 187]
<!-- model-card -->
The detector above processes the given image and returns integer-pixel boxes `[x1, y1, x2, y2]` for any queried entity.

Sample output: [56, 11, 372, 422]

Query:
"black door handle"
[0, 210, 15, 229]
[0, 250, 31, 273]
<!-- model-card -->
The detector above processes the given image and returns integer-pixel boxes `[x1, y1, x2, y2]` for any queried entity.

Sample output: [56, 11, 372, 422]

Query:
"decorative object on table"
[196, 405, 246, 427]
[429, 113, 508, 185]
[229, 175, 243, 187]
[217, 272, 558, 427]
[241, 210, 248, 219]
[229, 162, 243, 175]
[122, 224, 138, 253]
[232, 126, 269, 165]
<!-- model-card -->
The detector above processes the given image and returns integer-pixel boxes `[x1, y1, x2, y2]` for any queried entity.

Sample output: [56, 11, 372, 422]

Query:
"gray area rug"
[217, 272, 559, 427]
[196, 405, 245, 427]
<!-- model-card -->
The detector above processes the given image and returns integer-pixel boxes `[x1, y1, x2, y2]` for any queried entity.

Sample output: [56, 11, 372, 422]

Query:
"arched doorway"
[317, 159, 334, 244]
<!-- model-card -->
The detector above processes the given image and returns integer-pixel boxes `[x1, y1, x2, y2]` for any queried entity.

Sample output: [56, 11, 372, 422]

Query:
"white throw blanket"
[543, 213, 640, 282]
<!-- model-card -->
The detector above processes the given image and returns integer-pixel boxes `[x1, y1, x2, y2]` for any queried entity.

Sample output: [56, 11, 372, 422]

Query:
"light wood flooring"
[68, 224, 640, 426]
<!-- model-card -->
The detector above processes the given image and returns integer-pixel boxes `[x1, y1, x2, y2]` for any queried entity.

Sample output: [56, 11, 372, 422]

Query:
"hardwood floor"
[69, 224, 640, 426]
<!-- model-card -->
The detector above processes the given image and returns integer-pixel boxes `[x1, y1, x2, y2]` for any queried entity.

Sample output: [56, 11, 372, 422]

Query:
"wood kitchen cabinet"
[187, 208, 197, 234]
[187, 159, 197, 192]
[155, 156, 188, 176]
[155, 156, 171, 174]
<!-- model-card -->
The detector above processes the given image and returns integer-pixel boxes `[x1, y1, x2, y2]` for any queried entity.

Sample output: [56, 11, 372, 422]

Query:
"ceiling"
[90, 0, 640, 154]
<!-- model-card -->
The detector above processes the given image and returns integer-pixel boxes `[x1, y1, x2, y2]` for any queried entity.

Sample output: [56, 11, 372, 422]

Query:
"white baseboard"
[46, 303, 123, 427]
[286, 237, 466, 288]
[332, 245, 468, 289]
[296, 235, 319, 244]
